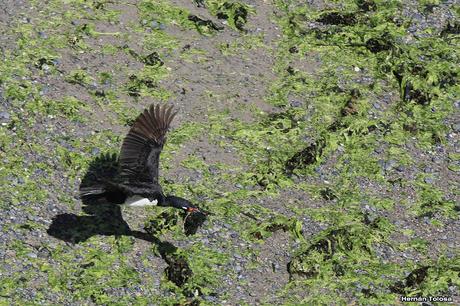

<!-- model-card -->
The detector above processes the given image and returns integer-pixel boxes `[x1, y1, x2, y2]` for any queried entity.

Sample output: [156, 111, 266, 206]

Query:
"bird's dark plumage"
[80, 103, 200, 213]
[119, 103, 177, 183]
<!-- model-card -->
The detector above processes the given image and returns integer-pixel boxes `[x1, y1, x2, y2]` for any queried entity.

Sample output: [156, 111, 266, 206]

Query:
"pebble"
[27, 252, 37, 258]
[424, 167, 433, 173]
[33, 169, 46, 177]
[452, 123, 460, 133]
[208, 165, 219, 175]
[424, 177, 434, 184]
[151, 20, 160, 29]
[38, 248, 51, 258]
[203, 295, 219, 303]
[0, 111, 10, 123]
[385, 159, 397, 170]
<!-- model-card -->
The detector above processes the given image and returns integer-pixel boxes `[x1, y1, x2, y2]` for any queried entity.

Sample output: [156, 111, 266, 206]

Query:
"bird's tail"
[79, 185, 106, 198]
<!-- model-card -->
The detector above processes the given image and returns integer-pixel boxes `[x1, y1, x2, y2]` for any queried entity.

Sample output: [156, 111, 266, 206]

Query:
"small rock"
[424, 177, 434, 184]
[27, 252, 37, 258]
[385, 159, 396, 170]
[203, 295, 219, 303]
[38, 31, 47, 39]
[151, 20, 159, 29]
[452, 123, 460, 133]
[208, 165, 219, 175]
[34, 169, 45, 177]
[91, 148, 100, 155]
[38, 248, 51, 258]
[0, 111, 10, 123]
[290, 100, 302, 107]
[222, 223, 232, 229]
[424, 167, 433, 173]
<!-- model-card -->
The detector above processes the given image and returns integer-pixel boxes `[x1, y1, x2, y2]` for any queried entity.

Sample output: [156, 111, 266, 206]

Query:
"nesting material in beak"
[182, 209, 207, 236]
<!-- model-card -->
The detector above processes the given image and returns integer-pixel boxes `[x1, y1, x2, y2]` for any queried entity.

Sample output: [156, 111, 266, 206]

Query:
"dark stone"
[289, 46, 299, 53]
[38, 31, 47, 39]
[316, 12, 357, 26]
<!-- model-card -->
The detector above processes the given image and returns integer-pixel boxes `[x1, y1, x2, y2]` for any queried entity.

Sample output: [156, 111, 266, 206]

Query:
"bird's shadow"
[47, 152, 141, 243]
[47, 152, 205, 244]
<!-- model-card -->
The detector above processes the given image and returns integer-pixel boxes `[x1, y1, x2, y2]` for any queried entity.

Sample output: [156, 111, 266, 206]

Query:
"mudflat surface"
[0, 0, 459, 305]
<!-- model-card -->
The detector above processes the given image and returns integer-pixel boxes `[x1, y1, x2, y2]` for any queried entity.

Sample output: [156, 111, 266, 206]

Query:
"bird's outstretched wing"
[119, 103, 177, 183]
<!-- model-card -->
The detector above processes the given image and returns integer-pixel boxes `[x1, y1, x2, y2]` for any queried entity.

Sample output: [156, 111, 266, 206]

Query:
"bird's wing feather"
[119, 103, 177, 182]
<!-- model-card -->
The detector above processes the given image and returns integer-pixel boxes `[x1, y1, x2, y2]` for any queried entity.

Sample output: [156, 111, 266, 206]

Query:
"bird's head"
[165, 195, 201, 213]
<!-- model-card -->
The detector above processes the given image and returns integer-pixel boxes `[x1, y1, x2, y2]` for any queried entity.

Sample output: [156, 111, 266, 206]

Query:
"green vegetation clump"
[205, 0, 254, 31]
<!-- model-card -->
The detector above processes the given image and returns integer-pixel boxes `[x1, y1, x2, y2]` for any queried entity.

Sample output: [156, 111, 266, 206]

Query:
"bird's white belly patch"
[124, 195, 158, 207]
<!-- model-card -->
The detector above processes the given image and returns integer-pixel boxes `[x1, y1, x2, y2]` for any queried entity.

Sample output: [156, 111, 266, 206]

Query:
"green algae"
[264, 0, 460, 302]
[205, 0, 254, 31]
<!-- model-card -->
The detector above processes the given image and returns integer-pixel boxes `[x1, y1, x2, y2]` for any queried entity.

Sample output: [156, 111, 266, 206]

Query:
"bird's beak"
[186, 207, 200, 213]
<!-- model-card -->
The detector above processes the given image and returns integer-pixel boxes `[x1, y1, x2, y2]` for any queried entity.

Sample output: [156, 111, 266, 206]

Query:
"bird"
[79, 103, 201, 214]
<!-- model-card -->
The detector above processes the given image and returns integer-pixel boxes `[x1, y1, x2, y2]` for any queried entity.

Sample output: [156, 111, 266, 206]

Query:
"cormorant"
[80, 103, 200, 213]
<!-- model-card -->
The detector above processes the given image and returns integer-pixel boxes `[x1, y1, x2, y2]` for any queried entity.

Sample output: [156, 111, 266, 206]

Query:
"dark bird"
[80, 103, 200, 213]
